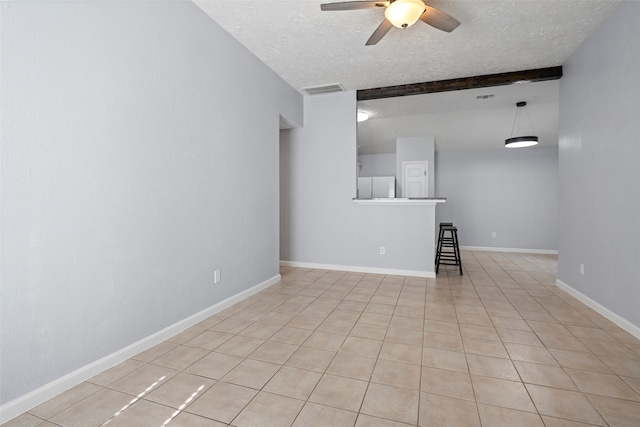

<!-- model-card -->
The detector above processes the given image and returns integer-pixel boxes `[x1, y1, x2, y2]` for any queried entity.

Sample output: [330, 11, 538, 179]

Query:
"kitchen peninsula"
[350, 197, 447, 278]
[353, 197, 446, 205]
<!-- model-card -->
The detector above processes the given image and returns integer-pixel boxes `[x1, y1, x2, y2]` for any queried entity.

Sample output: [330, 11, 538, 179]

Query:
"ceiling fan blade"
[419, 5, 461, 32]
[366, 19, 393, 46]
[321, 1, 389, 11]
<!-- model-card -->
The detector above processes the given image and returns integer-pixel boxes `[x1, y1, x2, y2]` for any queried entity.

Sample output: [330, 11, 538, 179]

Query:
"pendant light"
[505, 101, 539, 148]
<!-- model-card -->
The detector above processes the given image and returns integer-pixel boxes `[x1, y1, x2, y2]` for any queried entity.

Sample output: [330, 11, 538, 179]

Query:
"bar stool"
[436, 222, 453, 249]
[435, 222, 453, 263]
[435, 224, 463, 275]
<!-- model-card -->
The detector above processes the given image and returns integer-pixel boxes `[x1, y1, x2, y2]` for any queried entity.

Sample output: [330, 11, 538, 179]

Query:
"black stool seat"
[435, 225, 463, 275]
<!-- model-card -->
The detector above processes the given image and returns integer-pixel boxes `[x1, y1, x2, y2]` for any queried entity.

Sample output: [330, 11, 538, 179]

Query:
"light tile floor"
[5, 251, 640, 426]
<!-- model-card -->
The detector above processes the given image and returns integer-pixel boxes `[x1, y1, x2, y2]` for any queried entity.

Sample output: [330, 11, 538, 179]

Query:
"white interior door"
[402, 161, 428, 198]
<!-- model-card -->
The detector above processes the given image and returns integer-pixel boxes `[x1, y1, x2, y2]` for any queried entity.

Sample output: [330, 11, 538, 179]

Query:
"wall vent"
[302, 83, 346, 96]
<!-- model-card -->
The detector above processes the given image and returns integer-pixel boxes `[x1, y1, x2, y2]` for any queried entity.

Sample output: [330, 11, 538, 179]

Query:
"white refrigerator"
[357, 176, 395, 198]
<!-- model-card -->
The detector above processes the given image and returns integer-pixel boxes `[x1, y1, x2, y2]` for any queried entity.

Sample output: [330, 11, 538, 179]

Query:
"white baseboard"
[460, 246, 558, 255]
[280, 260, 435, 278]
[556, 279, 640, 340]
[0, 274, 281, 424]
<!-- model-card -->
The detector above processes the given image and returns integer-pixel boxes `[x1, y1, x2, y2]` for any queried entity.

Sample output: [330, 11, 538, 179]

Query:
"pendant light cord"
[509, 107, 520, 138]
[509, 103, 536, 137]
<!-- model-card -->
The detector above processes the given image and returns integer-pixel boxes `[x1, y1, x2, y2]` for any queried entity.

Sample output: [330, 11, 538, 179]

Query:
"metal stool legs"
[435, 224, 463, 275]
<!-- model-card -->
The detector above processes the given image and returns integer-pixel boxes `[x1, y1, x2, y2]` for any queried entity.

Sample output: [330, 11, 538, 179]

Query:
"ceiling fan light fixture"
[505, 101, 539, 148]
[385, 0, 426, 28]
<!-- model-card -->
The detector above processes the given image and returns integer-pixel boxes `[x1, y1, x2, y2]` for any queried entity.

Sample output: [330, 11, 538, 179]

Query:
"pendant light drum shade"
[505, 101, 539, 148]
[505, 135, 538, 148]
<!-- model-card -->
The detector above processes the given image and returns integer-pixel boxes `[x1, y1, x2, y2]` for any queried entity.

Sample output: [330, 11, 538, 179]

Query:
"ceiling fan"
[320, 0, 460, 45]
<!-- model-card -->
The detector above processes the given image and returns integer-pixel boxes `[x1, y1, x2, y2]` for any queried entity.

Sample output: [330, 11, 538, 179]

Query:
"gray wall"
[1, 1, 301, 405]
[358, 153, 396, 177]
[281, 92, 436, 273]
[396, 137, 435, 197]
[435, 146, 559, 251]
[558, 1, 640, 327]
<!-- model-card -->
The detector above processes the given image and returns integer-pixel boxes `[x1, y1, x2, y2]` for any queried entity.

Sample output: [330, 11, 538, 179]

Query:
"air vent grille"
[302, 83, 346, 96]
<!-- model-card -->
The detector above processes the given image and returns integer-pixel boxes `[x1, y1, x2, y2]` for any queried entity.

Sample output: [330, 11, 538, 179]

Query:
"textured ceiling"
[195, 0, 619, 91]
[194, 0, 620, 151]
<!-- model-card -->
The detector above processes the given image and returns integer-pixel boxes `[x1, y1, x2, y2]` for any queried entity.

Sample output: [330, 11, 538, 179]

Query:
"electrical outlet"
[214, 269, 221, 284]
[379, 246, 385, 255]
[491, 232, 497, 239]
[579, 264, 584, 275]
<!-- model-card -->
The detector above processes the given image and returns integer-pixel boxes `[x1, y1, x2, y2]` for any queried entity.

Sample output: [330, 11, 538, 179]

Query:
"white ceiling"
[358, 79, 559, 152]
[194, 0, 620, 151]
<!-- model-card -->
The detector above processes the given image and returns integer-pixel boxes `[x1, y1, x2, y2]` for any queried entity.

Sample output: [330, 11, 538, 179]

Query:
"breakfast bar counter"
[352, 197, 446, 206]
